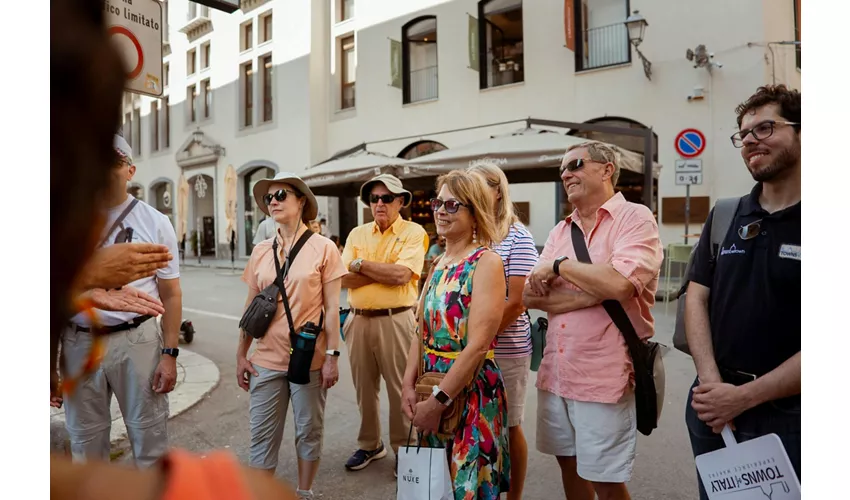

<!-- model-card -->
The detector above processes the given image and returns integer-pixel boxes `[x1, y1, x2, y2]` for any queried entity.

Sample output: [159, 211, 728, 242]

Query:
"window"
[123, 111, 132, 150]
[150, 102, 160, 152]
[478, 0, 525, 89]
[262, 55, 273, 122]
[187, 84, 197, 123]
[163, 96, 171, 148]
[187, 48, 196, 75]
[402, 16, 438, 104]
[794, 0, 800, 69]
[201, 42, 210, 70]
[164, 62, 169, 87]
[340, 0, 354, 21]
[187, 1, 209, 20]
[574, 0, 630, 71]
[202, 79, 212, 119]
[261, 13, 273, 43]
[242, 62, 254, 127]
[241, 21, 253, 51]
[132, 108, 141, 156]
[340, 36, 356, 109]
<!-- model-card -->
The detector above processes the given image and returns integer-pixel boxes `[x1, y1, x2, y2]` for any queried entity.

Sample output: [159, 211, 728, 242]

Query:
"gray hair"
[564, 141, 621, 187]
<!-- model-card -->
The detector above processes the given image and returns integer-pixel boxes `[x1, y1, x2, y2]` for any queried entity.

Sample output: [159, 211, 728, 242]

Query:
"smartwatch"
[162, 348, 180, 358]
[326, 349, 341, 357]
[350, 258, 364, 273]
[431, 385, 452, 406]
[553, 256, 569, 277]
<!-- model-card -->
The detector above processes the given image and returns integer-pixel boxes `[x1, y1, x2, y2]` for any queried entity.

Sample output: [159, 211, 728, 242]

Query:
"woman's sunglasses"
[57, 298, 107, 397]
[430, 198, 468, 214]
[263, 189, 296, 206]
[369, 194, 400, 204]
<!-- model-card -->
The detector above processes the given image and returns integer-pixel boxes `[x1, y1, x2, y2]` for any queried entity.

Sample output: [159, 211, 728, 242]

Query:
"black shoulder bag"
[238, 229, 314, 340]
[569, 222, 665, 436]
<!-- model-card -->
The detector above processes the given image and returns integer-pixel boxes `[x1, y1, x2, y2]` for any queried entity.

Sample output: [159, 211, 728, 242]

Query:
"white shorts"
[497, 355, 531, 427]
[536, 389, 637, 483]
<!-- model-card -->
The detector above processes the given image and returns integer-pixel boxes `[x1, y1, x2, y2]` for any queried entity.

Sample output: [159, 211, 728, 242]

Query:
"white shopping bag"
[397, 442, 453, 500]
[695, 425, 800, 499]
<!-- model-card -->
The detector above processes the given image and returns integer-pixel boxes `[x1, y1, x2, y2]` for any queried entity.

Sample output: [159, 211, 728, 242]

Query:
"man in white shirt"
[62, 135, 182, 468]
[252, 216, 275, 246]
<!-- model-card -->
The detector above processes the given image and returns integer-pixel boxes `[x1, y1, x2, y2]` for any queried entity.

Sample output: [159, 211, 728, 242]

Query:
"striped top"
[494, 222, 539, 358]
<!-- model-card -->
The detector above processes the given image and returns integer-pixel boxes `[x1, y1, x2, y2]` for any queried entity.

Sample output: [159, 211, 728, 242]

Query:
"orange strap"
[160, 449, 252, 500]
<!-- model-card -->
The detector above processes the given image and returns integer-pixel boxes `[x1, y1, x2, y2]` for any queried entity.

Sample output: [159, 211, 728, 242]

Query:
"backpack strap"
[709, 197, 744, 259]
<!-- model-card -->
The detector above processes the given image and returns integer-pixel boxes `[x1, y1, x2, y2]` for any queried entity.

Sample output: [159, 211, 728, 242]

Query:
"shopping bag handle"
[404, 421, 425, 454]
[721, 424, 737, 447]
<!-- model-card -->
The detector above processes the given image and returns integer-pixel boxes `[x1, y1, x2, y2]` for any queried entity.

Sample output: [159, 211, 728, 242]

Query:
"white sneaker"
[296, 489, 314, 500]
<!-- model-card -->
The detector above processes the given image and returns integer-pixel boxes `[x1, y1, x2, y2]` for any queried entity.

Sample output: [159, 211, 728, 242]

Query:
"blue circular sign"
[675, 129, 706, 158]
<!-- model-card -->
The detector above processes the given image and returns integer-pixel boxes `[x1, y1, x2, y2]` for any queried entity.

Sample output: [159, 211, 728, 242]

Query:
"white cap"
[113, 134, 134, 165]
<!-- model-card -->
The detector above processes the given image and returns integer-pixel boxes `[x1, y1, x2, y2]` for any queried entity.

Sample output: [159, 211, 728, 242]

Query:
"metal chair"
[664, 243, 695, 315]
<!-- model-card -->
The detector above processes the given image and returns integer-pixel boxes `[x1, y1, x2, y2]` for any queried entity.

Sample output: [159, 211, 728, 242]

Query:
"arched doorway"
[187, 174, 216, 257]
[240, 165, 276, 255]
[149, 178, 174, 226]
[396, 140, 448, 234]
[564, 117, 658, 217]
[127, 182, 145, 201]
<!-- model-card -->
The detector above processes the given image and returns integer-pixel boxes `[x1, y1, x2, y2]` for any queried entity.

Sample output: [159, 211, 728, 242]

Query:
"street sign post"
[675, 159, 703, 243]
[105, 0, 163, 97]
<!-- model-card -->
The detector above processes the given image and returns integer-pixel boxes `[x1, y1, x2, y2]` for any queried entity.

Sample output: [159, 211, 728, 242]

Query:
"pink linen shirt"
[536, 192, 663, 404]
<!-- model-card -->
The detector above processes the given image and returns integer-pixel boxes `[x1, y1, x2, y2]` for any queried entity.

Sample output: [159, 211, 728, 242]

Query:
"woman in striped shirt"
[468, 162, 539, 500]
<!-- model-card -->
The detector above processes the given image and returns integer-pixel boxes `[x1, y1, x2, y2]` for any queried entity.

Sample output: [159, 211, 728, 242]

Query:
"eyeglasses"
[430, 198, 468, 214]
[369, 194, 400, 204]
[263, 189, 296, 206]
[730, 120, 799, 148]
[57, 298, 107, 397]
[560, 158, 591, 174]
[738, 219, 762, 240]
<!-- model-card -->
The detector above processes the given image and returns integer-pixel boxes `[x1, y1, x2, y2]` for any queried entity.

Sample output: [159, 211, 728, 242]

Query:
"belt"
[425, 347, 495, 360]
[70, 315, 153, 334]
[718, 366, 758, 386]
[351, 306, 413, 317]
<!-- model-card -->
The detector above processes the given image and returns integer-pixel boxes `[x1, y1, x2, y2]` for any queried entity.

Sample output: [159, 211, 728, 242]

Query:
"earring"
[472, 228, 478, 245]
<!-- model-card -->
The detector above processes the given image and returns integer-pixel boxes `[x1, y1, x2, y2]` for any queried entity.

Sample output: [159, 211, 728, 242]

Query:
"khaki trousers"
[343, 308, 416, 454]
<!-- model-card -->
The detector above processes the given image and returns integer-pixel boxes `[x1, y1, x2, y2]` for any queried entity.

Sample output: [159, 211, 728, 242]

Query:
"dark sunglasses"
[369, 194, 400, 204]
[738, 219, 763, 240]
[430, 198, 468, 214]
[263, 189, 296, 206]
[560, 158, 591, 174]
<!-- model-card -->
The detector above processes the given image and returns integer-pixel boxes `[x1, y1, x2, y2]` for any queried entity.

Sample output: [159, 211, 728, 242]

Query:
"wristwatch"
[553, 256, 569, 277]
[431, 385, 452, 406]
[162, 348, 180, 358]
[326, 349, 341, 357]
[350, 258, 364, 273]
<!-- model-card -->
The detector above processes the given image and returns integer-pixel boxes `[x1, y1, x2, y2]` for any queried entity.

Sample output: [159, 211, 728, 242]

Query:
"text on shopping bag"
[695, 433, 800, 500]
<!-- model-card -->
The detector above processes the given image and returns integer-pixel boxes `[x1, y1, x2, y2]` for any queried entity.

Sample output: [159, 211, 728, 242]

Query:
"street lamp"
[192, 127, 226, 156]
[624, 10, 652, 81]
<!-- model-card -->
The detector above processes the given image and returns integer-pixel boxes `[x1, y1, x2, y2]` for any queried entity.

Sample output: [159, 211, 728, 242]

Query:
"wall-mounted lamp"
[624, 10, 652, 81]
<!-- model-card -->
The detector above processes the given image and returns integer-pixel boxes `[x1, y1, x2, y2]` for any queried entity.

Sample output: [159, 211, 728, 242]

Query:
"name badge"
[778, 244, 800, 261]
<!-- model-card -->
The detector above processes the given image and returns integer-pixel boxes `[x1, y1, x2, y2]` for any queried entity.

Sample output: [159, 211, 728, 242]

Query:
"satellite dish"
[685, 48, 694, 61]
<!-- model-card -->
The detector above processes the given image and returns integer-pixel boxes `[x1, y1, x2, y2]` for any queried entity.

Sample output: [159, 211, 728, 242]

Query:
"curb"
[50, 349, 220, 449]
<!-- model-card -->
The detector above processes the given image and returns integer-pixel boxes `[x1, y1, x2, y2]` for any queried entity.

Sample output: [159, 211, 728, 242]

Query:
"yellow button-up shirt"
[342, 216, 428, 309]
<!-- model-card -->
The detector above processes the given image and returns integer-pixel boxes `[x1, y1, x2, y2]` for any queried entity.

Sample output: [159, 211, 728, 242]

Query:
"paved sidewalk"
[181, 258, 248, 271]
[50, 349, 220, 450]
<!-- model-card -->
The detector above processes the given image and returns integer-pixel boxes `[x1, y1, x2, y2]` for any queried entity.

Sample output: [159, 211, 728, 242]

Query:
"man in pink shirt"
[523, 141, 663, 500]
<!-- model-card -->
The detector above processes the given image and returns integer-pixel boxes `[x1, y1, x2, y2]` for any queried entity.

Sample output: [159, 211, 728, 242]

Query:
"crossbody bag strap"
[98, 198, 140, 248]
[273, 229, 314, 336]
[569, 222, 644, 356]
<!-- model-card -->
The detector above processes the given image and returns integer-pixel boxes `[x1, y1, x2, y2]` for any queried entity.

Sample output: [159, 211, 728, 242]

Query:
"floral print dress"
[421, 247, 511, 500]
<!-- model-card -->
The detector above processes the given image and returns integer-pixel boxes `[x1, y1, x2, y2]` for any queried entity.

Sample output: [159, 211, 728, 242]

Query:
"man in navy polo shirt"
[684, 85, 801, 499]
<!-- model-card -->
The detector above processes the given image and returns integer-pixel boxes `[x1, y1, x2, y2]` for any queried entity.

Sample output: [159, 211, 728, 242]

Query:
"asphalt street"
[133, 266, 701, 499]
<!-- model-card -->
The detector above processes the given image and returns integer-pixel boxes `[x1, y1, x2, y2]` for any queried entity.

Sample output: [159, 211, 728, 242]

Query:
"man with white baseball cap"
[61, 134, 183, 467]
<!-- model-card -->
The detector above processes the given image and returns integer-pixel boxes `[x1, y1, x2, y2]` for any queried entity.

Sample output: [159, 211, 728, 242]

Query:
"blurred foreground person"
[50, 1, 296, 498]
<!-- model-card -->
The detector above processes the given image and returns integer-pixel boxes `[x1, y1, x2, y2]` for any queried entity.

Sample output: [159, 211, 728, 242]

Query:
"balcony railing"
[407, 65, 438, 103]
[580, 23, 630, 71]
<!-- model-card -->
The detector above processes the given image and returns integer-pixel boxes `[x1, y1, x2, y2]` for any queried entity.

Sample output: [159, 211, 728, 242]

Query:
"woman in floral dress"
[401, 171, 510, 499]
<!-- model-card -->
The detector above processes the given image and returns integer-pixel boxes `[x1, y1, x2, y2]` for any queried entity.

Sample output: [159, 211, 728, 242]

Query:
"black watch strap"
[553, 256, 568, 276]
[162, 348, 180, 358]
